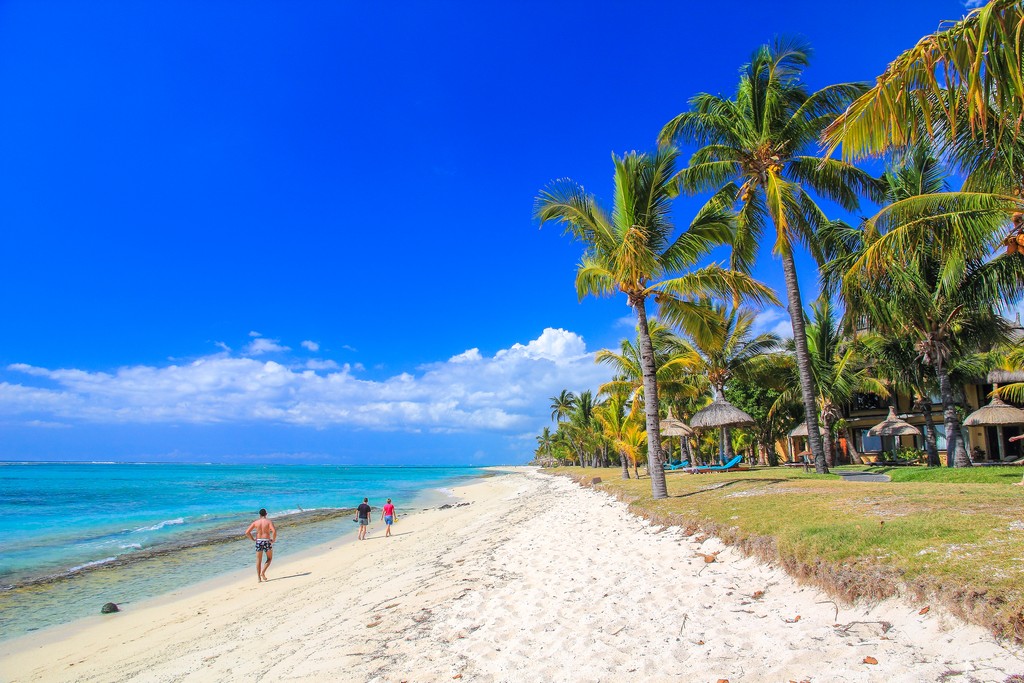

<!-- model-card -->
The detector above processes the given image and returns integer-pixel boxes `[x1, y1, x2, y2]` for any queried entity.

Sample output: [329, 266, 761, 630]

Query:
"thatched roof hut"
[788, 422, 825, 437]
[987, 369, 1024, 384]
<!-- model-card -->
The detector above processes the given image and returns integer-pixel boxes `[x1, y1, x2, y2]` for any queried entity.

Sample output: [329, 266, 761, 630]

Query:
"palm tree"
[658, 38, 882, 473]
[995, 346, 1024, 403]
[549, 390, 577, 425]
[534, 427, 556, 464]
[536, 147, 776, 499]
[823, 1, 1024, 163]
[568, 390, 600, 467]
[595, 394, 643, 479]
[726, 351, 798, 465]
[775, 299, 887, 468]
[858, 330, 942, 466]
[667, 301, 780, 463]
[837, 148, 1024, 467]
[595, 320, 704, 406]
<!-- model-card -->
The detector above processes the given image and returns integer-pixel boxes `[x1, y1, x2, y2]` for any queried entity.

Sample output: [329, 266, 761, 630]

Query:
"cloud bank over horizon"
[0, 328, 610, 436]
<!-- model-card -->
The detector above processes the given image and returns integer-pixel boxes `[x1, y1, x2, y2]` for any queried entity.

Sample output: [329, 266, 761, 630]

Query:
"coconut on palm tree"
[536, 147, 775, 499]
[659, 38, 883, 473]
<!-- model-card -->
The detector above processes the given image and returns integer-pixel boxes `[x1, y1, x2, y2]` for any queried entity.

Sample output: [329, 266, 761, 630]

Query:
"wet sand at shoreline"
[2, 467, 1022, 682]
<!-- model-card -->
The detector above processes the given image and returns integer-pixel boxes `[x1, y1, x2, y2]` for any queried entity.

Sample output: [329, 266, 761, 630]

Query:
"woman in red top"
[380, 499, 397, 537]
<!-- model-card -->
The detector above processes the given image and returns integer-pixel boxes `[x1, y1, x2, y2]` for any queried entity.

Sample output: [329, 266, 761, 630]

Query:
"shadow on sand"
[263, 572, 312, 582]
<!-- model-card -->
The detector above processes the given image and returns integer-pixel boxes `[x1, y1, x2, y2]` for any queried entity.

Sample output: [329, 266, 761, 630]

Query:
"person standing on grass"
[356, 497, 372, 540]
[244, 508, 276, 583]
[380, 498, 397, 537]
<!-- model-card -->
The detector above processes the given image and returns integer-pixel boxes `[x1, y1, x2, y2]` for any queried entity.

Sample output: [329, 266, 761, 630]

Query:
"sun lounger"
[663, 460, 690, 471]
[685, 455, 743, 473]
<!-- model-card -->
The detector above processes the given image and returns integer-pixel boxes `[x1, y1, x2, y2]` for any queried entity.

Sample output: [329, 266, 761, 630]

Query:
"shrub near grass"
[550, 466, 1024, 642]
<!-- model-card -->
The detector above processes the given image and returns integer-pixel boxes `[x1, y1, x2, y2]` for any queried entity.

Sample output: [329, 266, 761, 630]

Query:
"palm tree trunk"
[822, 416, 835, 469]
[936, 363, 971, 467]
[780, 251, 827, 473]
[620, 449, 630, 479]
[844, 427, 862, 465]
[723, 428, 735, 464]
[633, 297, 668, 498]
[919, 400, 941, 467]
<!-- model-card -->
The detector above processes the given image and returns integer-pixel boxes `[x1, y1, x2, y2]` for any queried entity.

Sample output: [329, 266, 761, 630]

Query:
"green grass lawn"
[835, 464, 1024, 484]
[549, 465, 1024, 641]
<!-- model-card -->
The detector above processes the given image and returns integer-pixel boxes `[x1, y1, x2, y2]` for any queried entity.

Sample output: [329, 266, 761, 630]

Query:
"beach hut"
[963, 395, 1024, 462]
[788, 422, 824, 464]
[689, 396, 755, 464]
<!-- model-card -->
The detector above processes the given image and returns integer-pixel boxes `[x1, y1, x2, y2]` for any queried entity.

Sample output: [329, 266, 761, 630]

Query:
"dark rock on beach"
[101, 602, 119, 614]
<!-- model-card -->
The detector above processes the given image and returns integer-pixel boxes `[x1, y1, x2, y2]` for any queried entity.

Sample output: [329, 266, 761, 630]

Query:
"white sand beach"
[2, 467, 1022, 682]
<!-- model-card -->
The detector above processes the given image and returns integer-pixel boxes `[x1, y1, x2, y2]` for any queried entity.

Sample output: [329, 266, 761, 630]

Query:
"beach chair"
[663, 460, 690, 471]
[686, 455, 743, 473]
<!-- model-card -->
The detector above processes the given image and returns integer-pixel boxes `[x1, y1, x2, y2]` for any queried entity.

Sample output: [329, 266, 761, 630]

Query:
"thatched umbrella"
[661, 408, 693, 463]
[867, 406, 922, 438]
[963, 395, 1024, 461]
[690, 396, 755, 429]
[690, 396, 754, 464]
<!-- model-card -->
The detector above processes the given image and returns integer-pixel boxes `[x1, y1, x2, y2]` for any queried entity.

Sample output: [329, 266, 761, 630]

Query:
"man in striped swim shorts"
[245, 508, 277, 583]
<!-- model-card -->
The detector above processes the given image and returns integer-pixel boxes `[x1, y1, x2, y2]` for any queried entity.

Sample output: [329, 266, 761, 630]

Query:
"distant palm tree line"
[534, 3, 1024, 499]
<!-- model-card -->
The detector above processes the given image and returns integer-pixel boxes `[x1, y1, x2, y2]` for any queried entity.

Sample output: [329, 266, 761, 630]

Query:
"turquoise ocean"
[0, 462, 490, 640]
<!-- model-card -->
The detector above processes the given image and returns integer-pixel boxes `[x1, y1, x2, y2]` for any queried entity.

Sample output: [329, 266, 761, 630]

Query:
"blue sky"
[0, 1, 989, 464]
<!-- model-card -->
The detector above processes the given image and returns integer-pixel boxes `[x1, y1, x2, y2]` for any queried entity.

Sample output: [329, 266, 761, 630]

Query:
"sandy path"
[2, 468, 1022, 682]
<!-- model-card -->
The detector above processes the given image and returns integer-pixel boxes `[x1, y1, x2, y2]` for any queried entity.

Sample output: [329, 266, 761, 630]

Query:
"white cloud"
[249, 331, 262, 337]
[301, 340, 320, 352]
[306, 359, 340, 371]
[752, 307, 793, 341]
[449, 348, 482, 363]
[245, 338, 290, 355]
[964, 0, 986, 7]
[0, 328, 610, 433]
[494, 327, 588, 364]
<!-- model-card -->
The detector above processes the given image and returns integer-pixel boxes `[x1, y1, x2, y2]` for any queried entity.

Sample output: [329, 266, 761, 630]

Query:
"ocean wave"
[68, 557, 117, 573]
[5, 506, 359, 592]
[133, 518, 186, 532]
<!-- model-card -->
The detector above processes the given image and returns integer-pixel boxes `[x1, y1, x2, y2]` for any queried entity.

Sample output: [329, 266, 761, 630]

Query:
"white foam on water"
[133, 517, 186, 533]
[67, 556, 117, 573]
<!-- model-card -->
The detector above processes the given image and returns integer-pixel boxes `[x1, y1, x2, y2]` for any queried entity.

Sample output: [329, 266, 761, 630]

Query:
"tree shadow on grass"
[669, 477, 791, 498]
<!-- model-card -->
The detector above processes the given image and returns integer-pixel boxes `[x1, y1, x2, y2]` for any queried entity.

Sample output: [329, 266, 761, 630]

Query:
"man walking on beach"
[244, 509, 277, 583]
[357, 498, 371, 540]
[380, 498, 397, 537]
